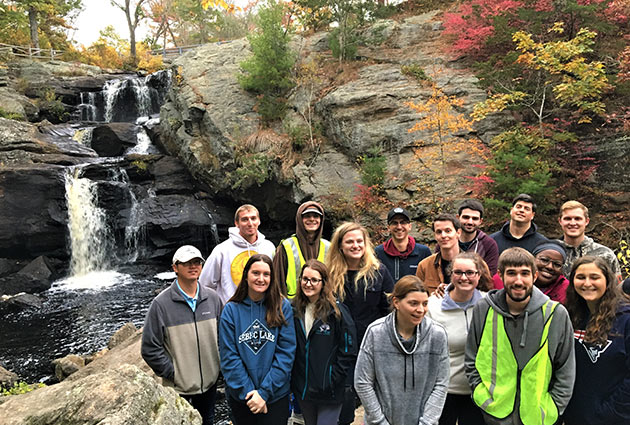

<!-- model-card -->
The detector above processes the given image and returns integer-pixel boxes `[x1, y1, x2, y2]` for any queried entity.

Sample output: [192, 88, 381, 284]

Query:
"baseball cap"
[302, 207, 323, 216]
[172, 245, 204, 265]
[387, 207, 411, 223]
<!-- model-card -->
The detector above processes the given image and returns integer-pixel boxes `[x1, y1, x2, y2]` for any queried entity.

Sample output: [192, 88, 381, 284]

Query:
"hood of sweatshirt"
[499, 220, 540, 241]
[384, 310, 435, 355]
[441, 288, 484, 311]
[228, 226, 269, 250]
[295, 201, 326, 259]
[484, 286, 551, 348]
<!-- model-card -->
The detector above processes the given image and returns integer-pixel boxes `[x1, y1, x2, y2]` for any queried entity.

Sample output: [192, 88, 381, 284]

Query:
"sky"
[69, 0, 150, 47]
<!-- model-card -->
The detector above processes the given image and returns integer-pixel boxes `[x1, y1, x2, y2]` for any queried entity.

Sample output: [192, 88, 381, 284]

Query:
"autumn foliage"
[442, 0, 626, 58]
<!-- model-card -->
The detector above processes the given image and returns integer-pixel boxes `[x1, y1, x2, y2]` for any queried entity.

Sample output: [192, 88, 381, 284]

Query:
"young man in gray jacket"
[141, 245, 223, 425]
[465, 247, 575, 425]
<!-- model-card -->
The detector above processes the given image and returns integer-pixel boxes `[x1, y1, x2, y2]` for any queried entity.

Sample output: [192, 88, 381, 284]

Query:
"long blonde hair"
[326, 222, 380, 300]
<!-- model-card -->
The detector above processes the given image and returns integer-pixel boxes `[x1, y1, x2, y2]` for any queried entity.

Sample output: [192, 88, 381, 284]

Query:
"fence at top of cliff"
[0, 43, 65, 60]
[150, 41, 233, 61]
[150, 44, 203, 61]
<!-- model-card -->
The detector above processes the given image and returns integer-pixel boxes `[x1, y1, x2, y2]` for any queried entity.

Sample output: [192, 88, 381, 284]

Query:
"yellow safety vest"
[473, 300, 559, 425]
[282, 236, 329, 298]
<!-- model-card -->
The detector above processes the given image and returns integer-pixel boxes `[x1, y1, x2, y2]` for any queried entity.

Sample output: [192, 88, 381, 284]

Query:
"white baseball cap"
[172, 245, 204, 265]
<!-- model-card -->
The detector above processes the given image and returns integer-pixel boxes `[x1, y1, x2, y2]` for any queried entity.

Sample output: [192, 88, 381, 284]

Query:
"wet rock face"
[0, 114, 219, 284]
[0, 364, 202, 425]
[0, 166, 69, 259]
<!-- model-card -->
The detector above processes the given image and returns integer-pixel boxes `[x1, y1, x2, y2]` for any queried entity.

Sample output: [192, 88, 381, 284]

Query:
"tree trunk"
[28, 6, 40, 53]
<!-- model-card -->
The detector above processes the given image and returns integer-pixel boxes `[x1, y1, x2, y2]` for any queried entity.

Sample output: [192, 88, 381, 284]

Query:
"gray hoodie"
[354, 311, 449, 425]
[464, 287, 575, 425]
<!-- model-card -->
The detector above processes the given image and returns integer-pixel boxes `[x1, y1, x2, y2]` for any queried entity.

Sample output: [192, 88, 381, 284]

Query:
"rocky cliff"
[159, 12, 513, 224]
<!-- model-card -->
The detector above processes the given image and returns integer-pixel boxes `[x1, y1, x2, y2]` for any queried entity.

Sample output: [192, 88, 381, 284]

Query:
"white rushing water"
[64, 167, 112, 277]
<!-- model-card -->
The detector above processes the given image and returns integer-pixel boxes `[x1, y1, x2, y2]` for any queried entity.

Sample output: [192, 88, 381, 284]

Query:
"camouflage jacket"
[557, 236, 621, 277]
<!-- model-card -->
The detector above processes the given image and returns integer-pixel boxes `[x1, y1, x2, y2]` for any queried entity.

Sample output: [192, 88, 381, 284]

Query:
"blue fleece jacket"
[219, 296, 296, 404]
[564, 304, 630, 425]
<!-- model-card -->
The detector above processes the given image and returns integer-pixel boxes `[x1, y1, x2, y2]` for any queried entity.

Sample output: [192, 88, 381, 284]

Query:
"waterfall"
[73, 127, 94, 146]
[127, 126, 158, 155]
[79, 92, 97, 121]
[103, 79, 125, 123]
[110, 169, 144, 262]
[64, 168, 112, 276]
[132, 77, 152, 117]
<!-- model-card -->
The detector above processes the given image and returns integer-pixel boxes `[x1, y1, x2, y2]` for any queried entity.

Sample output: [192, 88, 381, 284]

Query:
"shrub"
[329, 26, 358, 61]
[0, 108, 24, 120]
[401, 63, 430, 83]
[230, 152, 271, 190]
[1, 381, 45, 396]
[483, 126, 556, 211]
[239, 0, 295, 124]
[358, 146, 386, 188]
[285, 122, 309, 151]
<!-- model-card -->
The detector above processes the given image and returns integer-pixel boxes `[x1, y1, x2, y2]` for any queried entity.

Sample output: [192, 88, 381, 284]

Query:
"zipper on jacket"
[322, 348, 336, 390]
[302, 340, 310, 400]
[193, 309, 204, 391]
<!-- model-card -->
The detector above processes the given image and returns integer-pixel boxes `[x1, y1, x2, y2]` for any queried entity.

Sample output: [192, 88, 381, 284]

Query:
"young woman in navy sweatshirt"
[219, 254, 296, 425]
[564, 256, 630, 425]
[291, 259, 357, 425]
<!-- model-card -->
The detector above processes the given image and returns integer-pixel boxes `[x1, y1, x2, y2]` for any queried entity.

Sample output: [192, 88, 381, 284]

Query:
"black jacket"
[291, 301, 357, 403]
[490, 221, 547, 254]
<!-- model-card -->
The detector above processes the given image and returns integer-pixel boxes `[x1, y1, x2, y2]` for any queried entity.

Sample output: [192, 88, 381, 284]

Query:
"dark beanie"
[532, 241, 567, 260]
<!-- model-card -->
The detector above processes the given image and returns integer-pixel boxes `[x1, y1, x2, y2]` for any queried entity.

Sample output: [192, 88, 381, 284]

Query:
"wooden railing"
[150, 44, 203, 60]
[0, 43, 64, 60]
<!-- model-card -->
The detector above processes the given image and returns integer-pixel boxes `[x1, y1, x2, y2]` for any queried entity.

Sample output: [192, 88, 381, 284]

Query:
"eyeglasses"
[537, 257, 563, 269]
[452, 270, 479, 278]
[301, 277, 322, 285]
[177, 259, 203, 267]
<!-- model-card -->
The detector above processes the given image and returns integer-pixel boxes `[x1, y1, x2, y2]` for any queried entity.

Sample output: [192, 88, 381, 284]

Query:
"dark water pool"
[0, 270, 230, 423]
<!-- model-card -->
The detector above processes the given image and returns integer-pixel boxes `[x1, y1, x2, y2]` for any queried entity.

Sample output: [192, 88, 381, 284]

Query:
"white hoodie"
[199, 227, 275, 304]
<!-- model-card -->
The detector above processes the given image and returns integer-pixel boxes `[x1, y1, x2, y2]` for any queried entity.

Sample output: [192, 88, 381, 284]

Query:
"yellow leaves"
[471, 92, 527, 121]
[477, 22, 610, 125]
[549, 22, 565, 34]
[201, 0, 241, 12]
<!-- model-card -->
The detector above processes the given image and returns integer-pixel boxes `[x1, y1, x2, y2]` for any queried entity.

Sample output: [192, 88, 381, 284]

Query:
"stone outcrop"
[52, 354, 85, 381]
[160, 39, 258, 195]
[0, 364, 202, 425]
[159, 13, 502, 213]
[0, 293, 44, 313]
[108, 322, 138, 349]
[0, 87, 38, 121]
[0, 365, 18, 388]
[66, 329, 155, 382]
[0, 256, 60, 295]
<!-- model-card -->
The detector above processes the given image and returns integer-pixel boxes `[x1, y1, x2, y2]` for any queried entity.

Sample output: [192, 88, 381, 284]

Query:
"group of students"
[141, 199, 630, 425]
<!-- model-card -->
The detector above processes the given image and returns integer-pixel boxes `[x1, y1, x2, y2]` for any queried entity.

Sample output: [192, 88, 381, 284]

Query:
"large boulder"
[52, 354, 85, 381]
[0, 364, 202, 425]
[91, 123, 138, 156]
[108, 322, 138, 349]
[66, 329, 155, 382]
[0, 87, 38, 121]
[0, 293, 44, 313]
